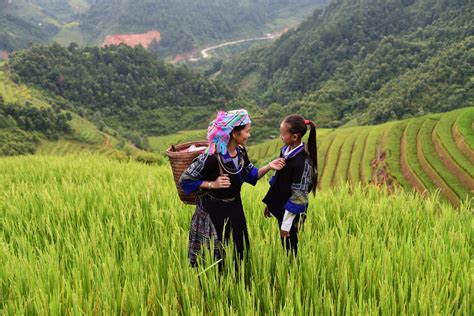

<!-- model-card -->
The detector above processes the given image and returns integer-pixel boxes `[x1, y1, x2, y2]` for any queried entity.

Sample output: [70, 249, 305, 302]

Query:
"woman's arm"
[179, 154, 209, 194]
[257, 158, 285, 179]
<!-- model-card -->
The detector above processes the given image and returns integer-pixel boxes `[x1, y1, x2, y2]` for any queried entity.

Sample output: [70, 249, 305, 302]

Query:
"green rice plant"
[385, 121, 411, 189]
[69, 114, 106, 145]
[319, 129, 352, 189]
[360, 124, 386, 183]
[456, 107, 474, 150]
[404, 117, 438, 193]
[149, 130, 207, 154]
[419, 116, 470, 205]
[248, 138, 281, 164]
[347, 128, 370, 185]
[0, 155, 471, 314]
[332, 127, 359, 187]
[435, 108, 473, 177]
[316, 131, 336, 188]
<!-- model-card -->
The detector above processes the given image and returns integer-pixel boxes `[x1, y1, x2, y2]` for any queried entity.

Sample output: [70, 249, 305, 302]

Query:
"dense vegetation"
[0, 63, 165, 162]
[0, 94, 72, 156]
[219, 0, 474, 127]
[79, 0, 327, 56]
[0, 0, 58, 52]
[1, 0, 323, 56]
[8, 43, 234, 135]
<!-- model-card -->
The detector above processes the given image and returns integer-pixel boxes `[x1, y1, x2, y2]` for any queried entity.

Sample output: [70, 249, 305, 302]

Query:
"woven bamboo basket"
[166, 140, 208, 205]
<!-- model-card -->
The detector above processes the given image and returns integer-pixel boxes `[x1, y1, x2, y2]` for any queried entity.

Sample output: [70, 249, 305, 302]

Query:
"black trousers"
[277, 213, 305, 256]
[208, 199, 250, 263]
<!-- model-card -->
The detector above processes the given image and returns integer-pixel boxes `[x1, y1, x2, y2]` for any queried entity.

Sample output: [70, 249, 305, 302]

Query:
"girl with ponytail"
[262, 115, 318, 255]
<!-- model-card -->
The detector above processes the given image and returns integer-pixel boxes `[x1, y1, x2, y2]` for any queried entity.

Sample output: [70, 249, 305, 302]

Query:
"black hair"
[283, 115, 318, 194]
[233, 125, 246, 132]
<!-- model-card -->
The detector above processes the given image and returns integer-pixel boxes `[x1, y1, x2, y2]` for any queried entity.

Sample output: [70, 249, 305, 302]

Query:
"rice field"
[0, 155, 471, 314]
[0, 70, 31, 104]
[149, 130, 207, 154]
[248, 107, 473, 207]
[2, 58, 472, 207]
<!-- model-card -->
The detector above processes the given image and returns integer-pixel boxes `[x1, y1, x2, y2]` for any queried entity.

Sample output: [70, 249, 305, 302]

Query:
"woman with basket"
[179, 109, 285, 268]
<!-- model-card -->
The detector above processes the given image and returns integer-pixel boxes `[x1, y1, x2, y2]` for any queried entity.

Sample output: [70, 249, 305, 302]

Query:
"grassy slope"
[0, 66, 159, 162]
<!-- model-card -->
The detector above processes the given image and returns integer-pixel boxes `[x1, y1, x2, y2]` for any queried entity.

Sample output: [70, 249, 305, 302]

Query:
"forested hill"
[0, 0, 58, 52]
[78, 0, 328, 56]
[218, 0, 473, 127]
[8, 44, 234, 134]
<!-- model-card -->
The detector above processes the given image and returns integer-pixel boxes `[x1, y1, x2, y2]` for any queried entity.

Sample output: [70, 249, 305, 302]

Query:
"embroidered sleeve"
[179, 154, 209, 195]
[283, 158, 313, 214]
[241, 147, 258, 186]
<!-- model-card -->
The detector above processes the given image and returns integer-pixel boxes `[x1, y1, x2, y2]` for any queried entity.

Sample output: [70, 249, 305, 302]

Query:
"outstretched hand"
[268, 158, 285, 170]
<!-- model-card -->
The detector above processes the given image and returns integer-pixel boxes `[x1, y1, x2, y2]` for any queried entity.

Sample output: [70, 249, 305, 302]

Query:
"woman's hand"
[268, 158, 285, 170]
[280, 230, 290, 238]
[212, 174, 231, 189]
[258, 158, 285, 179]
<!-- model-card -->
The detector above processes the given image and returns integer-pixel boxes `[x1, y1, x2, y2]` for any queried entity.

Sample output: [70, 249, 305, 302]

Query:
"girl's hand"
[264, 206, 272, 218]
[280, 230, 290, 238]
[213, 174, 231, 189]
[268, 158, 285, 170]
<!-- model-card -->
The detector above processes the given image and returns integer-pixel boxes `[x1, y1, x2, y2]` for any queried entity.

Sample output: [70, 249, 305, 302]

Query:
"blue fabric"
[281, 143, 305, 160]
[268, 175, 276, 186]
[284, 199, 307, 215]
[220, 151, 233, 163]
[244, 166, 258, 186]
[180, 179, 203, 195]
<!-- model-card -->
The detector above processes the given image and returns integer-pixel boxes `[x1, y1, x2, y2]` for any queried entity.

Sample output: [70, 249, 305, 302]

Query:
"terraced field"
[247, 129, 333, 166]
[0, 69, 31, 104]
[0, 66, 160, 162]
[2, 57, 472, 205]
[149, 130, 207, 154]
[249, 108, 473, 207]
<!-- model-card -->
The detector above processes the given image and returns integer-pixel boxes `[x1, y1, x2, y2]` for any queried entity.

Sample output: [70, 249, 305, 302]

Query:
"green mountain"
[218, 0, 473, 127]
[8, 43, 234, 135]
[0, 0, 57, 51]
[1, 1, 326, 56]
[0, 0, 92, 52]
[78, 0, 328, 56]
[0, 61, 164, 162]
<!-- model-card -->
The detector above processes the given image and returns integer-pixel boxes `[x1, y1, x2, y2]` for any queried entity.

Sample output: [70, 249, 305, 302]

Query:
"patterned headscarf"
[206, 109, 251, 155]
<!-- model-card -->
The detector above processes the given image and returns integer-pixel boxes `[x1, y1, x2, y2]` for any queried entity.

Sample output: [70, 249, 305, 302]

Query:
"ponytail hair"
[283, 115, 318, 195]
[307, 120, 318, 194]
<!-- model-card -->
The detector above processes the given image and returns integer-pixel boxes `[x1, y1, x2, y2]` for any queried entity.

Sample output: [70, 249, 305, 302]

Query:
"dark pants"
[277, 213, 305, 256]
[208, 199, 250, 266]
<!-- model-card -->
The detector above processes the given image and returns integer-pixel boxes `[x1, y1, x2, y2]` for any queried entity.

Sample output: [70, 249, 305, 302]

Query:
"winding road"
[184, 32, 282, 62]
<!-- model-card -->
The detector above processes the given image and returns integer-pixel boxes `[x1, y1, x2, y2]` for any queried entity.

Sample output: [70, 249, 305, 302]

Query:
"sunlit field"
[1, 155, 471, 314]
